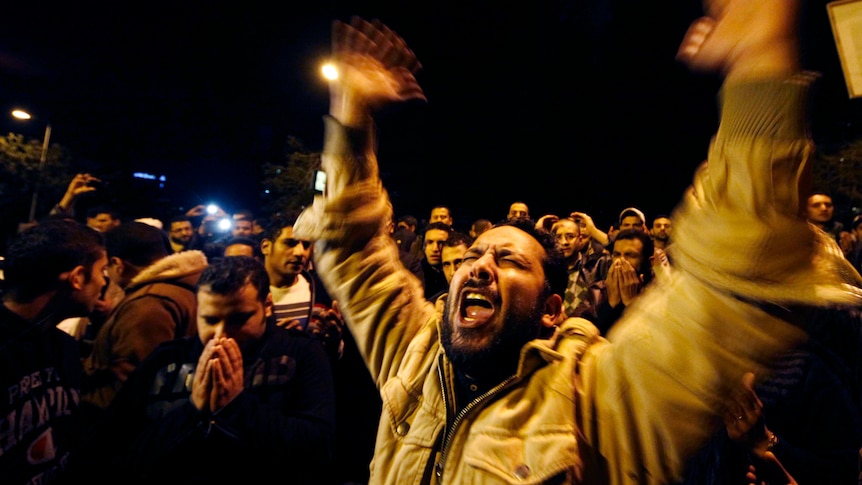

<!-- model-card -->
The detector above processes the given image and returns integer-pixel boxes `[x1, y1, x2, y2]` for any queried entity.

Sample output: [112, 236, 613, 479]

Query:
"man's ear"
[541, 293, 563, 328]
[260, 239, 272, 257]
[109, 256, 124, 277]
[66, 265, 88, 291]
[264, 292, 274, 318]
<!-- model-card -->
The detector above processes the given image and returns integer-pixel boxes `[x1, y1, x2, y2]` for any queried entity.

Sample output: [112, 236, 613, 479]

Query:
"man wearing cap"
[604, 206, 648, 249]
[81, 221, 209, 416]
[618, 207, 647, 233]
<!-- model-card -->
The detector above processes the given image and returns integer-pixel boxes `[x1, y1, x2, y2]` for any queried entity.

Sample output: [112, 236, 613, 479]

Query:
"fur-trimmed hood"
[127, 250, 208, 289]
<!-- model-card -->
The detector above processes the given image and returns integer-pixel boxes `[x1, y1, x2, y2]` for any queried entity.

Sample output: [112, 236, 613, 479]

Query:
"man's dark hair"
[424, 221, 452, 237]
[497, 218, 568, 300]
[168, 214, 193, 226]
[262, 212, 301, 242]
[397, 214, 418, 229]
[807, 190, 833, 199]
[105, 221, 170, 267]
[611, 229, 655, 286]
[4, 219, 105, 302]
[233, 209, 255, 222]
[223, 237, 262, 258]
[471, 218, 493, 235]
[445, 231, 474, 248]
[197, 255, 270, 304]
[86, 205, 120, 220]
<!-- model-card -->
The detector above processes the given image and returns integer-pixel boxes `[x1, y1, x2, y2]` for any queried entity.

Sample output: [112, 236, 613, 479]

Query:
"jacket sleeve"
[579, 76, 862, 484]
[82, 295, 186, 409]
[293, 116, 438, 387]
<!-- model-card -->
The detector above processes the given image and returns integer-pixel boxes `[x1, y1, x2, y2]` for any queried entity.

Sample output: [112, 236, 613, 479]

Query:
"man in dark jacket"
[82, 256, 335, 484]
[0, 220, 108, 483]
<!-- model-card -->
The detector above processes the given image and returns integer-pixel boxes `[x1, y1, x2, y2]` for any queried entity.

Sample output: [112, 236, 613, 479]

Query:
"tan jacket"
[81, 250, 208, 410]
[295, 76, 862, 484]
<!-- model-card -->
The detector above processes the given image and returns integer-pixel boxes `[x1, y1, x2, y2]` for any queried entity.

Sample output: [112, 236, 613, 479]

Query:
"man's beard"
[440, 296, 545, 382]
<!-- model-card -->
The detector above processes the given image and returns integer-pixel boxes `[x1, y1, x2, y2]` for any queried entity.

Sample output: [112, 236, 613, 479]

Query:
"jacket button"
[396, 422, 410, 436]
[514, 464, 530, 479]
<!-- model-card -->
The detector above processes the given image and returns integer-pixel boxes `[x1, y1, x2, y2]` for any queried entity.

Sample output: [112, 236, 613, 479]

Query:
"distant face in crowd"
[423, 228, 449, 266]
[470, 220, 492, 239]
[507, 202, 529, 221]
[169, 220, 194, 246]
[224, 243, 255, 258]
[232, 219, 254, 238]
[651, 217, 672, 242]
[429, 207, 453, 226]
[441, 243, 469, 283]
[442, 226, 550, 368]
[552, 219, 588, 260]
[806, 194, 834, 224]
[612, 237, 646, 274]
[196, 281, 270, 352]
[397, 220, 416, 232]
[619, 215, 645, 232]
[261, 226, 312, 287]
[87, 213, 119, 233]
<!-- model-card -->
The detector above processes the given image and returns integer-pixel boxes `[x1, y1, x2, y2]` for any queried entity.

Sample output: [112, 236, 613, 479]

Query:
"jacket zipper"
[435, 354, 519, 482]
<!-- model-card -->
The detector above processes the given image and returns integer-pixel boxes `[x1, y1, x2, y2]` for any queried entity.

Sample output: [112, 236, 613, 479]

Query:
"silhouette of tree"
[259, 136, 320, 217]
[0, 132, 72, 223]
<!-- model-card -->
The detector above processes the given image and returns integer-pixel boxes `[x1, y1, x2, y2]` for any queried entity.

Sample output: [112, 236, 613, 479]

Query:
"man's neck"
[272, 273, 301, 289]
[3, 292, 63, 322]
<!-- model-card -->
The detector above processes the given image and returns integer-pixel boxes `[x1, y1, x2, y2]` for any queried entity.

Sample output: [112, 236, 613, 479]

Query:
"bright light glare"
[321, 63, 338, 80]
[11, 110, 32, 120]
[217, 218, 232, 232]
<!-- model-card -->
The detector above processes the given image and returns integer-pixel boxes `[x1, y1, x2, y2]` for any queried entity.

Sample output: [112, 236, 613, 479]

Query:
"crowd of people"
[2, 0, 862, 484]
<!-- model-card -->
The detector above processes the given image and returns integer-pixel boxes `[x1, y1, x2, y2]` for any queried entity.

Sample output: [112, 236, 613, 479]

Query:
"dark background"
[1, 0, 859, 232]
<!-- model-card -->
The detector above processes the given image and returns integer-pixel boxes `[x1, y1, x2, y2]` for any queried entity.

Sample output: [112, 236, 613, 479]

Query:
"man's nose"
[469, 253, 495, 281]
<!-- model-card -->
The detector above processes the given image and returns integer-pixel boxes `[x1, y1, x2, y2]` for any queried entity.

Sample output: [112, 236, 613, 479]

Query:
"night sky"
[1, 1, 858, 231]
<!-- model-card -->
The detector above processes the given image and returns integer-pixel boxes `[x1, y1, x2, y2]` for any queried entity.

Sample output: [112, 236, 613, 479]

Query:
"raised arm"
[315, 17, 426, 203]
[328, 17, 425, 128]
[581, 0, 862, 482]
[294, 18, 434, 385]
[675, 0, 800, 81]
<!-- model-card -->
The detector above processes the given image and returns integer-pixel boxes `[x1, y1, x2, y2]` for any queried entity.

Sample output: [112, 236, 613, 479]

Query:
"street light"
[12, 109, 52, 222]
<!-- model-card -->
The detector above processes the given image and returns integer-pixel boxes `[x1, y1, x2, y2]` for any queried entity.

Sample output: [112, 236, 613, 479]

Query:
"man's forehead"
[426, 228, 449, 240]
[474, 226, 542, 252]
[553, 220, 579, 232]
[808, 194, 832, 204]
[615, 238, 644, 252]
[443, 244, 467, 255]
